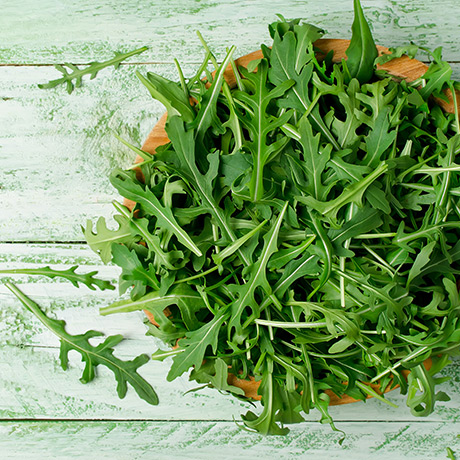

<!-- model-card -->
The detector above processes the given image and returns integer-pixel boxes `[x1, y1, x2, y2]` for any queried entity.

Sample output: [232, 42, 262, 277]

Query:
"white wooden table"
[1, 1, 460, 458]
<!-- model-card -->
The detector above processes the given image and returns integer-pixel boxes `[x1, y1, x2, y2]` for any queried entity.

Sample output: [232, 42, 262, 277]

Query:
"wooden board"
[2, 0, 460, 63]
[2, 1, 460, 458]
[2, 420, 460, 460]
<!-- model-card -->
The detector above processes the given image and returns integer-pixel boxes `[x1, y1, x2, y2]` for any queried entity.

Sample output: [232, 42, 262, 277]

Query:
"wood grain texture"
[2, 0, 460, 64]
[1, 420, 460, 460]
[1, 1, 460, 456]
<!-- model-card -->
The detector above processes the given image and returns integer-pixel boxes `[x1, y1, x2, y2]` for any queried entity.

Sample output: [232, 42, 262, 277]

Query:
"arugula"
[345, 0, 378, 83]
[6, 282, 158, 406]
[0, 266, 114, 291]
[32, 0, 460, 437]
[38, 47, 148, 94]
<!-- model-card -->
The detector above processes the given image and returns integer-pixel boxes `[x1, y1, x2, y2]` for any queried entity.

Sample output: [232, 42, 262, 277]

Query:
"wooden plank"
[1, 420, 460, 459]
[1, 243, 460, 422]
[1, 63, 460, 242]
[2, 0, 460, 64]
[0, 64, 180, 241]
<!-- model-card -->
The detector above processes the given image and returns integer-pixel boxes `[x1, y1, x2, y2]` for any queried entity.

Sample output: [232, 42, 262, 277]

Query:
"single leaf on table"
[345, 0, 378, 84]
[110, 168, 202, 257]
[167, 309, 229, 381]
[38, 47, 148, 94]
[5, 282, 158, 406]
[84, 214, 136, 264]
[0, 266, 114, 291]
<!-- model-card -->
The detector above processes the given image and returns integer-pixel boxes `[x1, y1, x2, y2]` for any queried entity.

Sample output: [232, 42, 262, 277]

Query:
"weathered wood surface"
[1, 0, 460, 458]
[2, 0, 460, 64]
[2, 420, 460, 460]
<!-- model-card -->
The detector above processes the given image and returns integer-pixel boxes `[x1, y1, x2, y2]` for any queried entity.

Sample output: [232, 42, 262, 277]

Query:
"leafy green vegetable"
[6, 282, 158, 406]
[345, 0, 378, 83]
[0, 266, 114, 291]
[76, 0, 460, 437]
[38, 47, 148, 94]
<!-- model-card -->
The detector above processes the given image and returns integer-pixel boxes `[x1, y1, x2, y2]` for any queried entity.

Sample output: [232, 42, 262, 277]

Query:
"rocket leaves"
[6, 282, 158, 406]
[22, 0, 460, 438]
[345, 0, 378, 83]
[38, 47, 148, 94]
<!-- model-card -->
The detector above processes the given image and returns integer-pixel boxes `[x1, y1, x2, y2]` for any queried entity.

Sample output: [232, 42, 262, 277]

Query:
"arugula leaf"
[345, 0, 378, 84]
[84, 214, 135, 264]
[110, 168, 202, 257]
[0, 266, 114, 291]
[228, 202, 288, 337]
[38, 47, 148, 94]
[6, 282, 158, 406]
[167, 309, 229, 380]
[375, 44, 419, 65]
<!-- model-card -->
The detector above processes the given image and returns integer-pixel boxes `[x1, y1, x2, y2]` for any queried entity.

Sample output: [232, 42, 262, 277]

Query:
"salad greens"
[6, 282, 158, 405]
[83, 0, 460, 435]
[6, 0, 460, 437]
[38, 46, 148, 94]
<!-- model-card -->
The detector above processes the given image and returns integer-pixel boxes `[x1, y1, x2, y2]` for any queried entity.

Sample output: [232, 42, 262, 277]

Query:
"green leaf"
[38, 47, 148, 94]
[406, 241, 437, 287]
[228, 202, 288, 336]
[268, 28, 340, 150]
[137, 71, 195, 122]
[291, 116, 332, 200]
[110, 168, 202, 257]
[190, 358, 245, 395]
[298, 162, 388, 220]
[0, 266, 114, 291]
[234, 59, 294, 200]
[167, 309, 229, 380]
[112, 201, 182, 271]
[345, 0, 378, 84]
[111, 244, 159, 298]
[363, 107, 397, 167]
[241, 361, 290, 435]
[84, 215, 135, 264]
[6, 282, 158, 406]
[375, 44, 419, 65]
[100, 284, 204, 332]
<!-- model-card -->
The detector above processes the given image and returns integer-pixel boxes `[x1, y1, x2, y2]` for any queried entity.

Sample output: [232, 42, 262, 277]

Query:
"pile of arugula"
[84, 0, 460, 435]
[7, 0, 460, 436]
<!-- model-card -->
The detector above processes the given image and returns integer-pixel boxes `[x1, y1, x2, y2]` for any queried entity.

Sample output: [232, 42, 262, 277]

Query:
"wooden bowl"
[128, 39, 457, 405]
